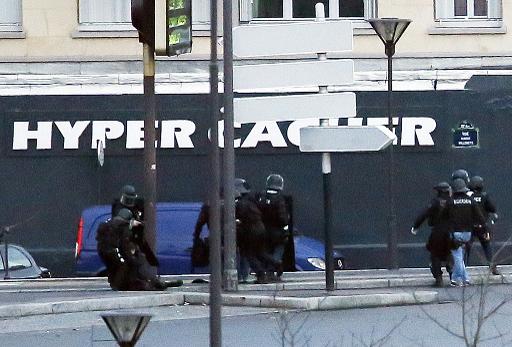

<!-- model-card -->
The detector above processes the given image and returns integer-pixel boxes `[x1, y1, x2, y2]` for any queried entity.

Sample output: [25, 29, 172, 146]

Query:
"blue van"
[74, 202, 345, 276]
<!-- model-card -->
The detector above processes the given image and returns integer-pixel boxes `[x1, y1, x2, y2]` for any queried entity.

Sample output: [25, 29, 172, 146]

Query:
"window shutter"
[0, 0, 21, 27]
[79, 0, 130, 24]
[239, 0, 252, 22]
[193, 0, 211, 27]
[488, 0, 502, 19]
[435, 0, 454, 19]
[364, 0, 376, 19]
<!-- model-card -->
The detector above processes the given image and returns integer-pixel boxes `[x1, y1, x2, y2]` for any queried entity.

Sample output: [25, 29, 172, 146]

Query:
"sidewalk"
[0, 265, 508, 319]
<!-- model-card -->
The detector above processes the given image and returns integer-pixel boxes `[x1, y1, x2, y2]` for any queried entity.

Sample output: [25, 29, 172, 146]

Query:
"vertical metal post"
[315, 4, 334, 291]
[143, 42, 157, 274]
[386, 44, 398, 269]
[209, 0, 222, 344]
[223, 0, 238, 292]
[4, 229, 9, 280]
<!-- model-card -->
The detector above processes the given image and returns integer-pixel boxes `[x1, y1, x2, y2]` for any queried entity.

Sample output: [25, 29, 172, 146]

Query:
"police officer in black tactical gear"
[258, 174, 291, 282]
[411, 182, 453, 287]
[466, 175, 500, 275]
[235, 178, 277, 284]
[446, 178, 486, 286]
[100, 186, 182, 290]
[97, 208, 153, 290]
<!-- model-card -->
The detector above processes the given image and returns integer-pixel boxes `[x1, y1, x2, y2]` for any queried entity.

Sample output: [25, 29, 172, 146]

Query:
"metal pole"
[209, 0, 222, 344]
[222, 0, 238, 292]
[4, 229, 9, 280]
[143, 43, 157, 275]
[386, 46, 398, 269]
[315, 4, 334, 291]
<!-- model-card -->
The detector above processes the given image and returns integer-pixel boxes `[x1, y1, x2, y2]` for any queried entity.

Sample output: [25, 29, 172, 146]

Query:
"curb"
[0, 293, 185, 319]
[183, 290, 439, 311]
[0, 289, 439, 319]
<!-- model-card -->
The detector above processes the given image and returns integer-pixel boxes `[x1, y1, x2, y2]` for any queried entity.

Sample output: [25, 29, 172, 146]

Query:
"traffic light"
[131, 0, 192, 57]
[131, 0, 155, 48]
[157, 0, 192, 56]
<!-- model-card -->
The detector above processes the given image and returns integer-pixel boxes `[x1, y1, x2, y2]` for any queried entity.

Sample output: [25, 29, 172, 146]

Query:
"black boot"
[434, 276, 443, 287]
[490, 265, 501, 276]
[255, 272, 268, 284]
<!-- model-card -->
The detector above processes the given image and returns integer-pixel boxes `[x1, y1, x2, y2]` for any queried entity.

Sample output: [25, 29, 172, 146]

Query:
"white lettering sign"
[11, 116, 437, 151]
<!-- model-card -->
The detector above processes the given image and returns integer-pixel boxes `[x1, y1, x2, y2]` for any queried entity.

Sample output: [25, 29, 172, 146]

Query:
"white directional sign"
[233, 21, 353, 57]
[234, 60, 354, 91]
[234, 93, 356, 124]
[299, 126, 396, 152]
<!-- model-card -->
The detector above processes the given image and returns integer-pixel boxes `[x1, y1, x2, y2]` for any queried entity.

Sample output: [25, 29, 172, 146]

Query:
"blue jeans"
[451, 231, 472, 283]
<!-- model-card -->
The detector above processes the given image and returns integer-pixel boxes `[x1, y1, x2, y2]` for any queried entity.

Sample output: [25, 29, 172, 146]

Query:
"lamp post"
[367, 18, 411, 269]
[101, 312, 152, 347]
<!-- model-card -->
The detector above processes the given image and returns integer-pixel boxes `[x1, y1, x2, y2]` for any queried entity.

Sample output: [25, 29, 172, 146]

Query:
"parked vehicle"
[74, 202, 344, 276]
[0, 244, 51, 279]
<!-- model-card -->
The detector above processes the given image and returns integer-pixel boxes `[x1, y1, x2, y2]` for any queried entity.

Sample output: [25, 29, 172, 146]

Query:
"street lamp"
[101, 312, 152, 347]
[367, 18, 411, 269]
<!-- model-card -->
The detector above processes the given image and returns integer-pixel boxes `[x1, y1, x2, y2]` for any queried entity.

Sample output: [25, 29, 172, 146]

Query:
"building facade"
[0, 0, 511, 93]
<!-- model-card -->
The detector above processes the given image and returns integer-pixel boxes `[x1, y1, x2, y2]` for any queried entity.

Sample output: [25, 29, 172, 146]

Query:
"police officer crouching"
[97, 185, 183, 291]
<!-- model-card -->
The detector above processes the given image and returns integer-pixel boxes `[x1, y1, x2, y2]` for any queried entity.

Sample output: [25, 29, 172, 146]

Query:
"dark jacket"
[413, 196, 452, 258]
[447, 192, 486, 232]
[471, 190, 497, 223]
[257, 190, 290, 244]
[235, 193, 266, 249]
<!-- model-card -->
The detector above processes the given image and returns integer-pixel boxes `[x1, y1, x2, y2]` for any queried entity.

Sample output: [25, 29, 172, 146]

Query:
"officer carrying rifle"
[96, 185, 182, 291]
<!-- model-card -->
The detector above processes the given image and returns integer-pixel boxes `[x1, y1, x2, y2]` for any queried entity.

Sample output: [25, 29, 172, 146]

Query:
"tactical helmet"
[469, 175, 484, 191]
[451, 169, 470, 184]
[434, 182, 451, 193]
[120, 185, 137, 207]
[234, 178, 250, 195]
[266, 174, 284, 191]
[452, 178, 469, 193]
[116, 208, 133, 221]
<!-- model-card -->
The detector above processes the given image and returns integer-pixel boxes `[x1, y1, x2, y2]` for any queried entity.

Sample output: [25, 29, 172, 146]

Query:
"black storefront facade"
[2, 90, 511, 276]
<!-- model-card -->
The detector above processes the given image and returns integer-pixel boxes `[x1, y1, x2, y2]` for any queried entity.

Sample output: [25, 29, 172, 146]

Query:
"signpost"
[233, 21, 353, 57]
[300, 126, 396, 152]
[234, 60, 354, 91]
[234, 93, 356, 123]
[232, 4, 357, 292]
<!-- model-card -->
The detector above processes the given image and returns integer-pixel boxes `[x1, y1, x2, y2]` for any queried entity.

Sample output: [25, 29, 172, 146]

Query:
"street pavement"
[0, 265, 510, 319]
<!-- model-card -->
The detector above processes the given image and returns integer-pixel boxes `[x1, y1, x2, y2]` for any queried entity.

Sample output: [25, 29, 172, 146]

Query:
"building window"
[435, 0, 502, 22]
[77, 0, 212, 34]
[78, 0, 133, 32]
[0, 0, 22, 32]
[250, 0, 373, 20]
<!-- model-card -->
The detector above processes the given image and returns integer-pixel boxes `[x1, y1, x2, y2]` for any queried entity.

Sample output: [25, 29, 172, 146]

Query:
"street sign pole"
[209, 0, 222, 345]
[143, 42, 157, 278]
[315, 4, 334, 292]
[222, 0, 238, 292]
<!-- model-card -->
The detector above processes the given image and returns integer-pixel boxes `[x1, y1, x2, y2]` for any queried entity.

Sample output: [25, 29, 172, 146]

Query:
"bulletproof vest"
[449, 192, 479, 230]
[471, 191, 490, 219]
[258, 191, 289, 228]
